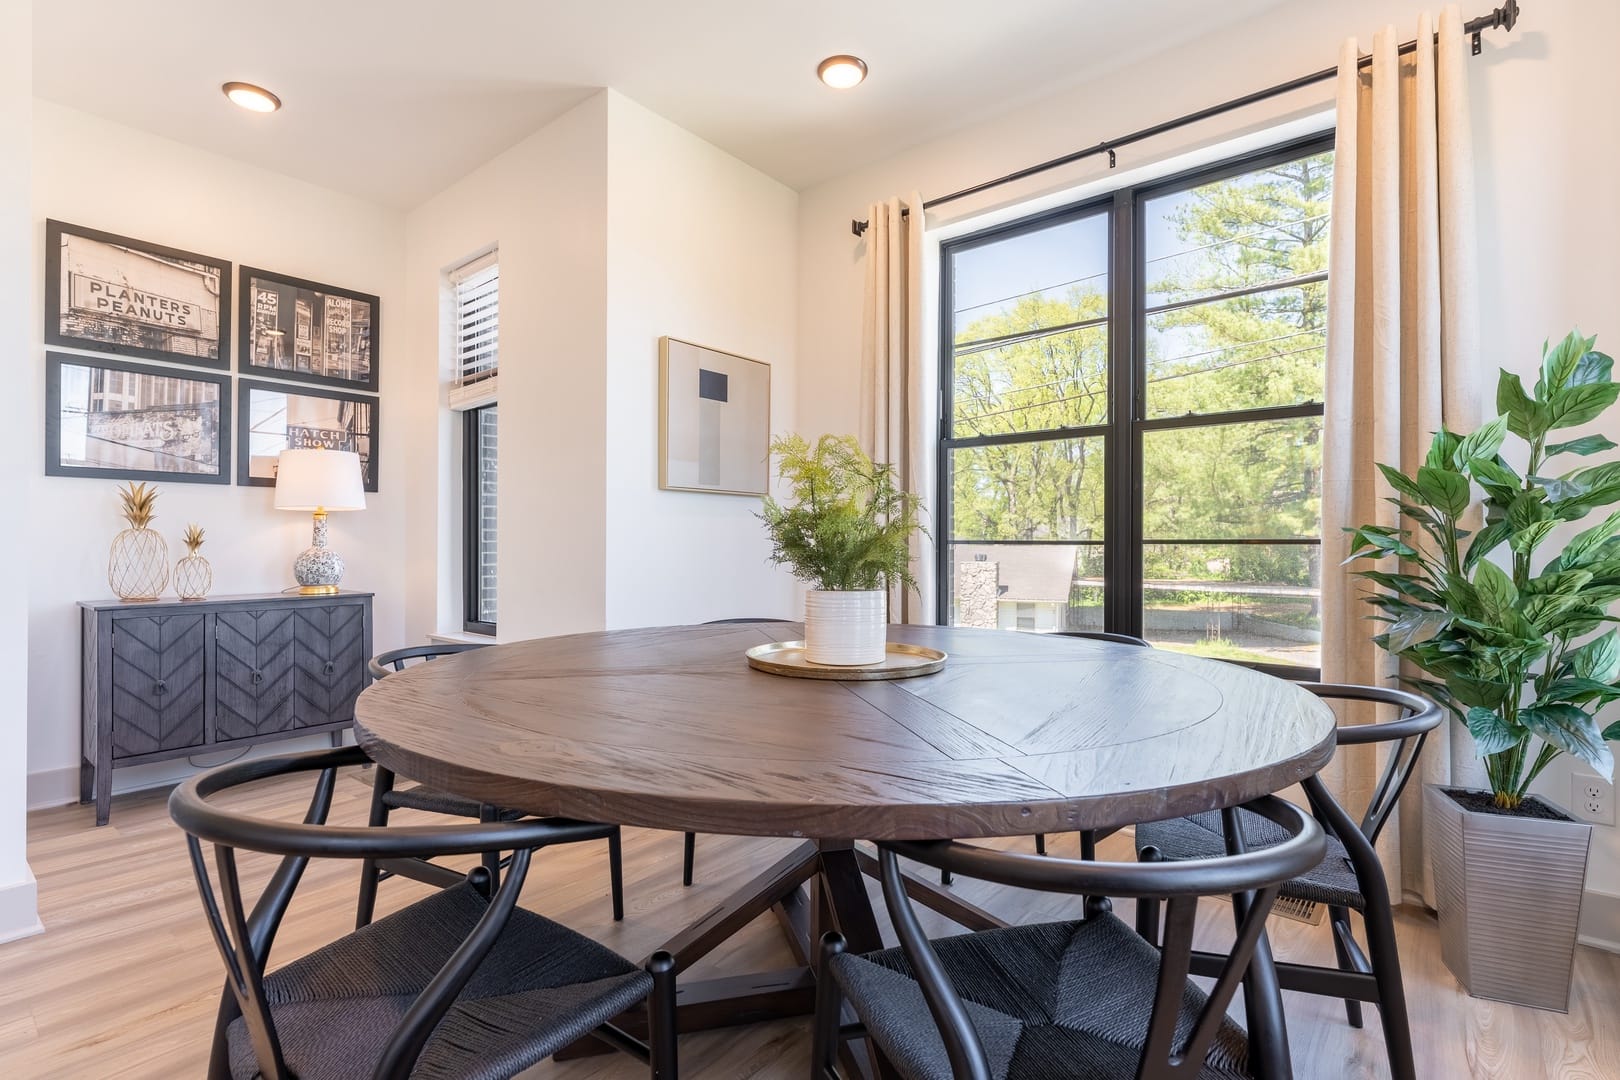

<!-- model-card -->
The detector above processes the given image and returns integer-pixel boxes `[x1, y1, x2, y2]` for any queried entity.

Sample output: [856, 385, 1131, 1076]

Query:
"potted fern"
[760, 434, 923, 665]
[1345, 330, 1620, 1011]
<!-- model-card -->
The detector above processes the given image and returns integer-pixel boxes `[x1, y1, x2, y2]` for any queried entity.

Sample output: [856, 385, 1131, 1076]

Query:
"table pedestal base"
[555, 837, 1006, 1071]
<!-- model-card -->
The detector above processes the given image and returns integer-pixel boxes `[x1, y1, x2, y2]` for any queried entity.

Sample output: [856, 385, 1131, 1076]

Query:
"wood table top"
[353, 623, 1336, 840]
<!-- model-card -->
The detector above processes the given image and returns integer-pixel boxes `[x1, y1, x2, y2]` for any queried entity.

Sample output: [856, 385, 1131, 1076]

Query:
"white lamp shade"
[273, 449, 367, 511]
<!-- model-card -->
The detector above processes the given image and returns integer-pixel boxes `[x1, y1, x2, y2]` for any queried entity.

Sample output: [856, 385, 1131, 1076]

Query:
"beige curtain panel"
[1321, 6, 1481, 907]
[860, 193, 936, 624]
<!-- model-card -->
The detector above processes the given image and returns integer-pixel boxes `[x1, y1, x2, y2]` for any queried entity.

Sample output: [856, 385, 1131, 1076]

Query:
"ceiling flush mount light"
[222, 81, 281, 113]
[817, 55, 868, 89]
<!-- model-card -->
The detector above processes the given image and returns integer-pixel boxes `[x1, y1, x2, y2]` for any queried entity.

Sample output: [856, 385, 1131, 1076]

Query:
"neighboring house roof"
[953, 544, 1079, 603]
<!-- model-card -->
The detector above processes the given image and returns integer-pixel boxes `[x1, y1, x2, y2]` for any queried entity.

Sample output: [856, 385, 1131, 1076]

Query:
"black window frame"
[936, 133, 1333, 680]
[462, 403, 497, 636]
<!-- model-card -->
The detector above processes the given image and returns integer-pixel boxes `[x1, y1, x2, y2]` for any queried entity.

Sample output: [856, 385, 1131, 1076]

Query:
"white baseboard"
[1579, 888, 1620, 953]
[27, 765, 78, 811]
[27, 731, 352, 811]
[0, 867, 42, 945]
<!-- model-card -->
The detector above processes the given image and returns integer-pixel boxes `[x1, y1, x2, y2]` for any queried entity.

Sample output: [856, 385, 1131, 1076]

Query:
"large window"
[939, 138, 1332, 674]
[451, 252, 498, 634]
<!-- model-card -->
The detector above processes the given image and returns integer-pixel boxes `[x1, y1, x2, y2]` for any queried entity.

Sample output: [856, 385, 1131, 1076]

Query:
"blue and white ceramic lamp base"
[293, 511, 345, 595]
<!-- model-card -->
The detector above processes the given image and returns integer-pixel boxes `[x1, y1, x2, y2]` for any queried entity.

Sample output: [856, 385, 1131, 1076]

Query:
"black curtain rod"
[851, 0, 1520, 237]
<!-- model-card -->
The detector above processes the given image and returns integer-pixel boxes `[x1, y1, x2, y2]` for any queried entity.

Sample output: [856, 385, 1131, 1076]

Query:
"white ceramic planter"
[804, 589, 887, 666]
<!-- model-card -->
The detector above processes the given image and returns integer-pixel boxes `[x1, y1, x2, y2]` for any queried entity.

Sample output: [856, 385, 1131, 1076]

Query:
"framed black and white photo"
[45, 220, 231, 369]
[238, 379, 379, 491]
[238, 267, 379, 392]
[45, 352, 231, 484]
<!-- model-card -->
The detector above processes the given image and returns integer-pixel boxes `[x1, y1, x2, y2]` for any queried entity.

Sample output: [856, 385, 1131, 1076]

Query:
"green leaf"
[1416, 465, 1472, 518]
[1343, 526, 1420, 563]
[1509, 519, 1559, 556]
[1453, 416, 1509, 471]
[1538, 678, 1620, 706]
[1572, 630, 1620, 683]
[1468, 455, 1521, 493]
[1472, 560, 1518, 627]
[1519, 704, 1615, 777]
[1376, 463, 1426, 502]
[1498, 369, 1547, 439]
[1466, 707, 1524, 756]
[1569, 349, 1615, 388]
[1603, 718, 1620, 743]
[1546, 434, 1618, 458]
[1523, 590, 1587, 629]
[1522, 569, 1594, 598]
[1425, 430, 1463, 471]
[1448, 675, 1510, 710]
[1356, 569, 1441, 604]
[1547, 382, 1620, 431]
[1561, 509, 1620, 567]
[1537, 331, 1594, 397]
[1384, 609, 1452, 653]
[1462, 520, 1513, 572]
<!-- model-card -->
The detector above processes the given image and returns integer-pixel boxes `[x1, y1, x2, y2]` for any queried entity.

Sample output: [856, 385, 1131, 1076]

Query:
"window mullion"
[1105, 188, 1142, 639]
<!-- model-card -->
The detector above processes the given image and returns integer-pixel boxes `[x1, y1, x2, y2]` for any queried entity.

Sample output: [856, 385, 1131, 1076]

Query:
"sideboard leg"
[79, 758, 93, 805]
[95, 766, 112, 827]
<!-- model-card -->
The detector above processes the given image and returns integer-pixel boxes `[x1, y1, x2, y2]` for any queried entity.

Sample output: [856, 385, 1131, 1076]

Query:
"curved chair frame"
[814, 795, 1325, 1080]
[1136, 683, 1441, 1080]
[171, 746, 676, 1080]
[359, 642, 625, 927]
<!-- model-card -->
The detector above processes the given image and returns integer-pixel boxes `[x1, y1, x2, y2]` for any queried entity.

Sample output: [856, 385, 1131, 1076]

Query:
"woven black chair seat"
[378, 783, 524, 821]
[831, 912, 1251, 1080]
[1136, 809, 1365, 911]
[226, 882, 651, 1080]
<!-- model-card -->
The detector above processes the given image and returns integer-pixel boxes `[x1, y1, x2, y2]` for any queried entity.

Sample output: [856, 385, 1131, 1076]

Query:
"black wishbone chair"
[813, 795, 1324, 1080]
[937, 628, 1151, 887]
[170, 746, 677, 1080]
[358, 643, 624, 928]
[683, 617, 795, 888]
[1134, 684, 1441, 1080]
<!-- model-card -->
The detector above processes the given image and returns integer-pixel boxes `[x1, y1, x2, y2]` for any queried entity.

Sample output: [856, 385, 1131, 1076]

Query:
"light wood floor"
[7, 769, 1620, 1079]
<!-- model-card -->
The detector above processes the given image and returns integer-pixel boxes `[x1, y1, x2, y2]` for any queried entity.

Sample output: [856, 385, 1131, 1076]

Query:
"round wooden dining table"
[355, 622, 1336, 1067]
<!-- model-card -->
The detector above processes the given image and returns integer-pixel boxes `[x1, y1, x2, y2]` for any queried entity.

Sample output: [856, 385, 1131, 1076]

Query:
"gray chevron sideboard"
[79, 592, 374, 825]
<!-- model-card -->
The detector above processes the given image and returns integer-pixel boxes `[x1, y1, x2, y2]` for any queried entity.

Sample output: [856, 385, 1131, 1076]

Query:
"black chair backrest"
[368, 641, 489, 681]
[1053, 629, 1151, 648]
[1300, 683, 1440, 846]
[169, 745, 606, 1080]
[702, 617, 794, 624]
[877, 795, 1323, 1080]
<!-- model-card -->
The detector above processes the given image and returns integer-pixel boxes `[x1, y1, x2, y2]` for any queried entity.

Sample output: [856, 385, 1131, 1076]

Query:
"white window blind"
[449, 251, 498, 411]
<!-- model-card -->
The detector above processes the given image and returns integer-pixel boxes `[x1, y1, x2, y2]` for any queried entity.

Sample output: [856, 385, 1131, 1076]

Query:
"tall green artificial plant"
[1347, 331, 1620, 809]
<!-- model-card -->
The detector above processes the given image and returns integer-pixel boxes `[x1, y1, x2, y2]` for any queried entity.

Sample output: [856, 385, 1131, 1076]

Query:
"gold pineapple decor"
[174, 522, 213, 601]
[107, 482, 170, 601]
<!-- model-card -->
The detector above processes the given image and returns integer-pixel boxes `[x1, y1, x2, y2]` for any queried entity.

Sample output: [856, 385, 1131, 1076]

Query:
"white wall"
[603, 91, 800, 627]
[26, 102, 409, 806]
[401, 93, 610, 643]
[795, 0, 1620, 920]
[0, 0, 40, 943]
[401, 90, 799, 640]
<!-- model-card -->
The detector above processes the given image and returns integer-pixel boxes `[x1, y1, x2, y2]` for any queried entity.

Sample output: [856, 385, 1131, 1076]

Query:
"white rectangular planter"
[1425, 784, 1591, 1012]
[804, 589, 887, 666]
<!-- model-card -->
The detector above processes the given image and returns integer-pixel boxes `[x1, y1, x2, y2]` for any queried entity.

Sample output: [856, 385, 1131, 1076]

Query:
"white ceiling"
[33, 0, 1295, 209]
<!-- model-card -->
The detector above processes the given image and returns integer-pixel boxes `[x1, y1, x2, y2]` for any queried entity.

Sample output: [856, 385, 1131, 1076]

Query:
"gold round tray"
[745, 640, 947, 681]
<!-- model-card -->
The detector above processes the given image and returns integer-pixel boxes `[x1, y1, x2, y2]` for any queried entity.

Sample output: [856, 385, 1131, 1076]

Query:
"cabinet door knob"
[323, 661, 336, 676]
[251, 670, 263, 685]
[154, 680, 167, 695]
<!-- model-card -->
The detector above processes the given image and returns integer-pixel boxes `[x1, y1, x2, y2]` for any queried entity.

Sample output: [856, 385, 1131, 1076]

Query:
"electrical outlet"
[1571, 773, 1616, 825]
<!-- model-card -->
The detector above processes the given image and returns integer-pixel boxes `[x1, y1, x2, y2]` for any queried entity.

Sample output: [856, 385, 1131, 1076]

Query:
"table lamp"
[274, 448, 366, 594]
